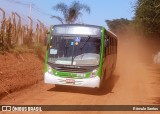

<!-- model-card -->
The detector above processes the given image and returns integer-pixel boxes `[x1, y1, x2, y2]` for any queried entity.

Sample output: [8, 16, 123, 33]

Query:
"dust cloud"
[114, 30, 160, 104]
[0, 29, 159, 105]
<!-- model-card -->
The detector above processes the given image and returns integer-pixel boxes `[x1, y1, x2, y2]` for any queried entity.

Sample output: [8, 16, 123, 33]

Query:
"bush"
[34, 43, 46, 61]
[10, 46, 34, 54]
[134, 0, 160, 37]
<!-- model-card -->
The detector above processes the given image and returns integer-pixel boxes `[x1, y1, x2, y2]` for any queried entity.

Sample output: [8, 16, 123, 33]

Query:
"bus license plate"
[66, 79, 75, 84]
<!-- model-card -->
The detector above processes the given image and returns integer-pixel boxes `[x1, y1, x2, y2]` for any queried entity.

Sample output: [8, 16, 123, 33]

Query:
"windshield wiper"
[64, 40, 69, 56]
[71, 36, 91, 65]
[80, 36, 91, 50]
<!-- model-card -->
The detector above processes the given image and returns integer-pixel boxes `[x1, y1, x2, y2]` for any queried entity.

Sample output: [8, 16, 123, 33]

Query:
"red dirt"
[0, 34, 160, 114]
[0, 53, 44, 99]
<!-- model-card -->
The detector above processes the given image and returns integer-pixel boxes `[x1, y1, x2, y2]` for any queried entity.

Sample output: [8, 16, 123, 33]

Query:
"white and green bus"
[44, 24, 117, 88]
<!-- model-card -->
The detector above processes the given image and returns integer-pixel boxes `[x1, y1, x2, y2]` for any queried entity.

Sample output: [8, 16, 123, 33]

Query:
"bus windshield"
[48, 35, 101, 66]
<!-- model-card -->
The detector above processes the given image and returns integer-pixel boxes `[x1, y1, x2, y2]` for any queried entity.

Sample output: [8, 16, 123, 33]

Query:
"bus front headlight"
[90, 69, 98, 78]
[48, 65, 53, 74]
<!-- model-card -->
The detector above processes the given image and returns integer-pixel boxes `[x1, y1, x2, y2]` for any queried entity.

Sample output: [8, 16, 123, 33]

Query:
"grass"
[10, 46, 34, 54]
[0, 43, 46, 59]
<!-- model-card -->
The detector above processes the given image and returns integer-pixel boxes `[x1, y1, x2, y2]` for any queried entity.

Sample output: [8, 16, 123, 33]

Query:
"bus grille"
[54, 67, 90, 73]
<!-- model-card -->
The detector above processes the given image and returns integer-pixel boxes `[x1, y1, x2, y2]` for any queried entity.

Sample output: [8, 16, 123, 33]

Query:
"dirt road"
[0, 37, 160, 113]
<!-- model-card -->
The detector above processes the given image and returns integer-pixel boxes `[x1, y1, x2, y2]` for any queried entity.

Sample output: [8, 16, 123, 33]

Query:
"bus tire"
[55, 84, 61, 88]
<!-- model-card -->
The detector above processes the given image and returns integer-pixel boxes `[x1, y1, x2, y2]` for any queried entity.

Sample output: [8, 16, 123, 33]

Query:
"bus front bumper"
[44, 72, 100, 88]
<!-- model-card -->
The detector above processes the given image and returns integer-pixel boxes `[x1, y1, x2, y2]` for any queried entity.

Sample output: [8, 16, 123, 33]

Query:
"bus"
[44, 24, 117, 88]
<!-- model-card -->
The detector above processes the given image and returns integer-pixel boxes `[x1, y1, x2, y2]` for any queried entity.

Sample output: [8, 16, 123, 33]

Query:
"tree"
[105, 18, 132, 35]
[52, 1, 90, 24]
[134, 0, 160, 37]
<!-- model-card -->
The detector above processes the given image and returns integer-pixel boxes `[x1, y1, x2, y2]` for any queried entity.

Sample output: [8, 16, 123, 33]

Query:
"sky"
[0, 0, 136, 29]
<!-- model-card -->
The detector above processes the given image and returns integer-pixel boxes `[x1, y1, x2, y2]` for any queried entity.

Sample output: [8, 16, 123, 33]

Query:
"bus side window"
[110, 37, 112, 55]
[108, 38, 110, 55]
[107, 37, 109, 55]
[113, 39, 115, 54]
[104, 33, 107, 55]
[112, 38, 114, 54]
[114, 39, 116, 53]
[109, 38, 111, 54]
[115, 39, 116, 53]
[116, 40, 117, 53]
[108, 37, 111, 55]
[111, 38, 113, 54]
[105, 37, 108, 56]
[104, 37, 107, 47]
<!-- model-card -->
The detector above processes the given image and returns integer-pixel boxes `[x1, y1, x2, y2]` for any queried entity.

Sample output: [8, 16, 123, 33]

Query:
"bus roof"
[106, 30, 118, 39]
[52, 24, 117, 39]
[53, 24, 102, 29]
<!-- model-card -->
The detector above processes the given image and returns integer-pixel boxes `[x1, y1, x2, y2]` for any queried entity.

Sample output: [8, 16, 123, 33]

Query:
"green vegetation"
[134, 0, 160, 37]
[106, 0, 160, 38]
[52, 1, 90, 24]
[105, 18, 132, 35]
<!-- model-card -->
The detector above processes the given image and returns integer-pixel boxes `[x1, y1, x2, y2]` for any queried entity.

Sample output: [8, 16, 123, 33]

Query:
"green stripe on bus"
[97, 27, 105, 77]
[44, 26, 52, 73]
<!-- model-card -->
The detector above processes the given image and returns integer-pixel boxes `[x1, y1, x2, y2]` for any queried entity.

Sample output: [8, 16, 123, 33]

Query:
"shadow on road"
[148, 65, 160, 82]
[149, 65, 160, 73]
[150, 97, 160, 104]
[47, 74, 120, 96]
